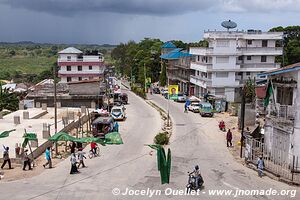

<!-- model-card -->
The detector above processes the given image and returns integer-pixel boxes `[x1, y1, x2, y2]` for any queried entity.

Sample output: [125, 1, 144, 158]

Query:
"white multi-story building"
[58, 47, 105, 83]
[189, 30, 283, 102]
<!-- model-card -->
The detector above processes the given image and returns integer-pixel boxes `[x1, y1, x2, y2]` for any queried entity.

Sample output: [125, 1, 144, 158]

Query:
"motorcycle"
[219, 120, 226, 132]
[186, 172, 204, 193]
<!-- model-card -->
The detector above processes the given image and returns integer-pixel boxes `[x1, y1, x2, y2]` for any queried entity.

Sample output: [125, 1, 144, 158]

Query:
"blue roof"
[257, 63, 300, 77]
[160, 50, 193, 60]
[161, 41, 176, 48]
[169, 48, 183, 53]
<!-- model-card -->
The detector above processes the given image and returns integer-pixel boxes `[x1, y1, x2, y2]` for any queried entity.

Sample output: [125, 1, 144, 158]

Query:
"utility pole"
[240, 86, 246, 158]
[53, 64, 58, 155]
[144, 63, 147, 93]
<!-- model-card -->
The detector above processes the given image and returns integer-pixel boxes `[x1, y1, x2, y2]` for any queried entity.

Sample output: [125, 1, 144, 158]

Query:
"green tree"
[0, 87, 19, 111]
[270, 26, 300, 65]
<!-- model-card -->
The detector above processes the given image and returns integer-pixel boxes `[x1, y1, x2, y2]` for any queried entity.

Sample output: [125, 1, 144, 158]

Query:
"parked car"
[153, 87, 160, 94]
[175, 93, 187, 102]
[188, 102, 201, 112]
[199, 102, 214, 117]
[111, 106, 126, 120]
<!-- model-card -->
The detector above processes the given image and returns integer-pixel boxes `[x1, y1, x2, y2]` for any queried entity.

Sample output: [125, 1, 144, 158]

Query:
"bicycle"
[88, 147, 100, 159]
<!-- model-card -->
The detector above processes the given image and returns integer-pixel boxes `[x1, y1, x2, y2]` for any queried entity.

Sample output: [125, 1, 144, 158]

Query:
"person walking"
[226, 129, 233, 147]
[43, 147, 52, 169]
[1, 145, 12, 169]
[69, 142, 76, 153]
[77, 148, 86, 168]
[23, 150, 32, 171]
[70, 152, 79, 174]
[257, 155, 264, 178]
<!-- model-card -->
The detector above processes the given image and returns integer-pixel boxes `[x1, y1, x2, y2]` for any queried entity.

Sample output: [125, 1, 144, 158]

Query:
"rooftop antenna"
[221, 20, 237, 31]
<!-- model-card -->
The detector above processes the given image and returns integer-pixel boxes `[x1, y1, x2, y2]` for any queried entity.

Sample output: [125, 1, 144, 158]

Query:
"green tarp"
[147, 144, 171, 184]
[48, 131, 123, 145]
[73, 137, 106, 146]
[0, 129, 15, 138]
[22, 132, 37, 148]
[48, 132, 76, 142]
[104, 132, 124, 145]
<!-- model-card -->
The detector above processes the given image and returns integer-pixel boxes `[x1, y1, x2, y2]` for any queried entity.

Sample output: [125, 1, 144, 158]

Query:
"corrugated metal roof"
[58, 47, 83, 54]
[161, 41, 176, 48]
[160, 50, 193, 60]
[258, 62, 300, 77]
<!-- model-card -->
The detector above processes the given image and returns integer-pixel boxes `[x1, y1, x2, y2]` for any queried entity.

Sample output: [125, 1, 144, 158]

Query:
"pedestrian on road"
[1, 145, 12, 169]
[184, 100, 190, 113]
[70, 152, 79, 174]
[43, 147, 52, 169]
[23, 150, 32, 171]
[226, 129, 233, 147]
[77, 148, 86, 168]
[257, 155, 264, 178]
[69, 142, 76, 153]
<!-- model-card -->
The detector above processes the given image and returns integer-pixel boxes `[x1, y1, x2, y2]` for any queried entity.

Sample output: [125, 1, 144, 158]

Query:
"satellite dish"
[221, 20, 237, 31]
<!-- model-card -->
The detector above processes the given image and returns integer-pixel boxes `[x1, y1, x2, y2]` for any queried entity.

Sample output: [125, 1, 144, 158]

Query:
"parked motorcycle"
[186, 172, 204, 193]
[219, 120, 226, 132]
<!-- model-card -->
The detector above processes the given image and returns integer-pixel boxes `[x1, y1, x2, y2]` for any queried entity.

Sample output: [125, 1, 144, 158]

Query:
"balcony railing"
[238, 63, 280, 69]
[269, 104, 295, 121]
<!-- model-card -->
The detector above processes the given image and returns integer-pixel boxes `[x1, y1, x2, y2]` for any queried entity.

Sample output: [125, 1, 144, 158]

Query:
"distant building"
[189, 30, 283, 102]
[258, 63, 300, 167]
[160, 42, 193, 94]
[58, 47, 105, 83]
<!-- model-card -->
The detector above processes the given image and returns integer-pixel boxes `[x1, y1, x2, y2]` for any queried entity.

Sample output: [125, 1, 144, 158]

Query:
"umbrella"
[73, 137, 106, 146]
[0, 129, 16, 138]
[104, 132, 123, 145]
[48, 132, 76, 142]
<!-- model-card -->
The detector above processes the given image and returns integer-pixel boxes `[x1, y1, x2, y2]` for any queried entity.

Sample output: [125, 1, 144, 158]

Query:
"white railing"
[270, 104, 295, 121]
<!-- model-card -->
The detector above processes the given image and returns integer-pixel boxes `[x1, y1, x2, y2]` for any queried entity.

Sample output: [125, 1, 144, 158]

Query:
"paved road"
[0, 90, 299, 200]
[146, 94, 299, 200]
[0, 88, 161, 200]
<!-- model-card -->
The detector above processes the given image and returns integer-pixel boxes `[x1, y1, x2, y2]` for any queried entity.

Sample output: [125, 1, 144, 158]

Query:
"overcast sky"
[0, 0, 300, 44]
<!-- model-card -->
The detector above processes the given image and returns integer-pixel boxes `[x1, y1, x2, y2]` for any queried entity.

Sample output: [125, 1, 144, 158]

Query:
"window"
[216, 56, 229, 63]
[238, 56, 243, 61]
[262, 40, 268, 47]
[67, 56, 71, 61]
[89, 66, 93, 70]
[78, 66, 82, 71]
[261, 56, 267, 62]
[247, 40, 252, 45]
[66, 66, 71, 71]
[216, 72, 228, 78]
[67, 77, 72, 82]
[78, 77, 82, 81]
[238, 72, 243, 76]
[247, 56, 251, 60]
[246, 72, 251, 76]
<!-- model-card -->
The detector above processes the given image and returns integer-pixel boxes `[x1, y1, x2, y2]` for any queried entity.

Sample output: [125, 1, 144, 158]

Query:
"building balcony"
[237, 63, 280, 70]
[190, 75, 211, 88]
[190, 62, 212, 72]
[237, 47, 283, 56]
[268, 103, 295, 130]
[189, 47, 213, 55]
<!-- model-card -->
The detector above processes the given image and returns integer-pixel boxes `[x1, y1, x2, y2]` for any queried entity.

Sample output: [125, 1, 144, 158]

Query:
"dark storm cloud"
[1, 0, 218, 16]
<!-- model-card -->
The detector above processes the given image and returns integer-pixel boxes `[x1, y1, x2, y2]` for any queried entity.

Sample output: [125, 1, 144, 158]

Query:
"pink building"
[57, 47, 105, 83]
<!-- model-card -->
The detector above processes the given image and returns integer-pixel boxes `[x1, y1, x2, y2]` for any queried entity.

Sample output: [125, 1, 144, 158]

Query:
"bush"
[131, 86, 146, 99]
[154, 132, 169, 145]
